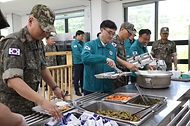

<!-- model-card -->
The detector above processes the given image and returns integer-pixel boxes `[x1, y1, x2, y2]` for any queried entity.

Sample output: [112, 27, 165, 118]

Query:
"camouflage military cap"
[30, 4, 56, 33]
[160, 27, 169, 34]
[120, 22, 135, 35]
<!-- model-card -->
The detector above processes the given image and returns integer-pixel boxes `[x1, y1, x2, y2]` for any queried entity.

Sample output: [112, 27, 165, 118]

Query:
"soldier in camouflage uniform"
[0, 4, 64, 119]
[0, 9, 28, 126]
[151, 27, 177, 71]
[44, 34, 57, 90]
[45, 34, 57, 66]
[110, 22, 138, 89]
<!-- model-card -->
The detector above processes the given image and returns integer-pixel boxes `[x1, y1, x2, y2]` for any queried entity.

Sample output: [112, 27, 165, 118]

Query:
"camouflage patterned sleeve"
[110, 36, 126, 61]
[150, 42, 156, 55]
[172, 42, 177, 57]
[2, 39, 24, 83]
[41, 41, 47, 70]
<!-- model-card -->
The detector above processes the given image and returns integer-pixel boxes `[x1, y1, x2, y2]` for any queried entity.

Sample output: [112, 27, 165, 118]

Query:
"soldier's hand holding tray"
[40, 99, 62, 120]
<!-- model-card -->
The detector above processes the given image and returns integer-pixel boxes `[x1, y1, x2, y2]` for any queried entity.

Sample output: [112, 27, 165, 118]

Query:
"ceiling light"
[0, 0, 14, 3]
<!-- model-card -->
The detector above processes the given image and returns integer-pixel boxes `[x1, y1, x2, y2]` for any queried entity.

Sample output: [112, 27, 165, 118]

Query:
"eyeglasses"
[103, 28, 115, 36]
[126, 29, 132, 36]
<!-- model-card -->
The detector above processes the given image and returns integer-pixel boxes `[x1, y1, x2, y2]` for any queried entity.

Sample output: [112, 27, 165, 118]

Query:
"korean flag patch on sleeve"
[112, 42, 117, 48]
[84, 45, 90, 50]
[132, 51, 138, 56]
[8, 48, 20, 56]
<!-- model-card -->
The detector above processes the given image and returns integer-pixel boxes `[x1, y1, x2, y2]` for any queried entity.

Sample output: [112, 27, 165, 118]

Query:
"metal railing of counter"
[26, 92, 109, 126]
[167, 100, 190, 126]
[25, 112, 51, 126]
[39, 51, 73, 101]
[74, 92, 109, 104]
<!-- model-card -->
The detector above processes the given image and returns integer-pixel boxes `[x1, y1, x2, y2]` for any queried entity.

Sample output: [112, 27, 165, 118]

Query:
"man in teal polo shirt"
[81, 20, 118, 95]
[71, 30, 85, 96]
[129, 29, 152, 83]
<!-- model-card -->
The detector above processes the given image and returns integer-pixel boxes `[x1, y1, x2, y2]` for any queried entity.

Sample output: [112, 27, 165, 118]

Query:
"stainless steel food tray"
[127, 52, 154, 68]
[94, 72, 131, 79]
[81, 100, 153, 126]
[32, 100, 74, 115]
[102, 92, 138, 103]
[125, 94, 167, 112]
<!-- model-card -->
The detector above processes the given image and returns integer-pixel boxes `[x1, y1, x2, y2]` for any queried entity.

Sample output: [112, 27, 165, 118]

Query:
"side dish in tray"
[97, 110, 140, 122]
[105, 93, 135, 101]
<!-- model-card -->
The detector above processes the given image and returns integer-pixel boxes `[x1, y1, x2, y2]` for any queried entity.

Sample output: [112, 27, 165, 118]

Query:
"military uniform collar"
[115, 35, 124, 45]
[158, 39, 169, 44]
[46, 43, 55, 47]
[19, 26, 39, 50]
[20, 26, 33, 42]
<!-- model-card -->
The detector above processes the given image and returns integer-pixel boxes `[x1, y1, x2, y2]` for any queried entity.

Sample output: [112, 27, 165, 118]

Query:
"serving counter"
[114, 81, 190, 126]
[27, 81, 190, 126]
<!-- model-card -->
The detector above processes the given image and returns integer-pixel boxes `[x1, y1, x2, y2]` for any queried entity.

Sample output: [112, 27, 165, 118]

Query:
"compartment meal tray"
[102, 92, 138, 102]
[125, 94, 167, 112]
[81, 100, 153, 126]
[94, 72, 131, 79]
[32, 100, 74, 115]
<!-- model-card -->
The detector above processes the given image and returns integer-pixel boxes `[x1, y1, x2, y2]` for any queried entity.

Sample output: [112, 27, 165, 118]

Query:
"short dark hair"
[0, 35, 5, 39]
[46, 34, 54, 40]
[97, 32, 101, 37]
[100, 20, 117, 30]
[75, 30, 84, 36]
[139, 29, 151, 36]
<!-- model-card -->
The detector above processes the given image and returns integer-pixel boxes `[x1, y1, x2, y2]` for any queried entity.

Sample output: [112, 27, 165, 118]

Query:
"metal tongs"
[114, 66, 122, 73]
[135, 83, 151, 106]
[131, 84, 153, 118]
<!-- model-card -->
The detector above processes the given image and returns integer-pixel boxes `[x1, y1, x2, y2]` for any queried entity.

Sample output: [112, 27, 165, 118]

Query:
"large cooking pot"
[135, 70, 172, 89]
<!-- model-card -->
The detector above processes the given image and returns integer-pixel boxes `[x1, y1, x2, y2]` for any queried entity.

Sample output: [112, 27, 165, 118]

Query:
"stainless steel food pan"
[81, 100, 153, 126]
[126, 94, 167, 112]
[102, 92, 138, 103]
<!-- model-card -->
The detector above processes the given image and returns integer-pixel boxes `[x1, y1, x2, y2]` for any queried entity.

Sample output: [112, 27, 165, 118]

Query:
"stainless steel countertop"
[114, 81, 190, 101]
[30, 81, 190, 126]
[114, 81, 190, 126]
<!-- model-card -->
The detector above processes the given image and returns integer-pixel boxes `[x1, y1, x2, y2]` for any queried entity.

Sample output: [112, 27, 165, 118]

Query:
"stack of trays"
[94, 72, 131, 79]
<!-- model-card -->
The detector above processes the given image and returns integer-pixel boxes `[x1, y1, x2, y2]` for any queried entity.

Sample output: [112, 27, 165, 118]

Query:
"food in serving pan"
[97, 110, 140, 122]
[56, 101, 68, 107]
[105, 94, 134, 101]
[59, 106, 70, 111]
[133, 98, 160, 106]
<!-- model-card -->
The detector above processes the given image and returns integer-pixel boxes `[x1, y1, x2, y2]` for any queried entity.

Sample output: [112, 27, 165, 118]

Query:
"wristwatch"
[52, 85, 58, 91]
